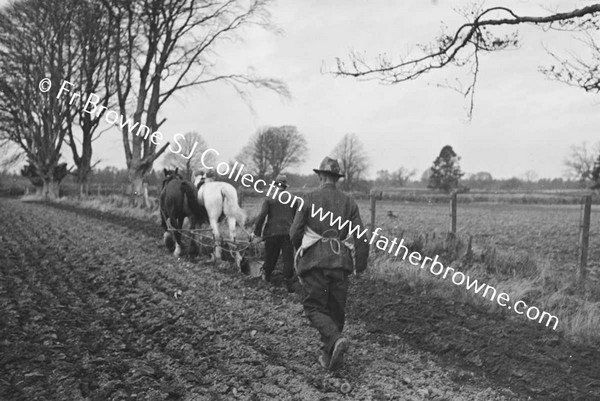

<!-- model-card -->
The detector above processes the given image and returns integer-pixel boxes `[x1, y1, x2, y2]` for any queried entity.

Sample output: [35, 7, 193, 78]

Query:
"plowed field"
[1, 198, 600, 400]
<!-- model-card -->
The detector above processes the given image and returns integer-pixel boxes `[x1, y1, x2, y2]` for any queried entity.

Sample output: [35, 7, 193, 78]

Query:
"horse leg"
[227, 216, 242, 268]
[162, 212, 175, 251]
[209, 217, 222, 262]
[176, 216, 187, 257]
[171, 216, 183, 257]
[161, 211, 170, 247]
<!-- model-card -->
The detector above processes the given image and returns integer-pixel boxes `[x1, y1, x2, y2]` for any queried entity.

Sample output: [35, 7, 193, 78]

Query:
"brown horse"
[159, 168, 209, 257]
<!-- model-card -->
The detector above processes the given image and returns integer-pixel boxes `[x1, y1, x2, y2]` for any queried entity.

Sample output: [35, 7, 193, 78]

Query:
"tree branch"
[332, 4, 600, 117]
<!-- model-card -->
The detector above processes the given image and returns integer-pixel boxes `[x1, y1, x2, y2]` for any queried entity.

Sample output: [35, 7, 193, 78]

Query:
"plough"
[166, 226, 265, 277]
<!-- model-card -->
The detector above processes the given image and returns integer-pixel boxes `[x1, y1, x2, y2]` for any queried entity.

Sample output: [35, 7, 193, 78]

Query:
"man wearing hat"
[253, 174, 298, 290]
[289, 156, 369, 371]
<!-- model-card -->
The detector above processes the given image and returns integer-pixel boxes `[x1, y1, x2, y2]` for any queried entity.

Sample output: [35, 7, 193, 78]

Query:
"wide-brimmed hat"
[313, 156, 344, 178]
[274, 174, 288, 188]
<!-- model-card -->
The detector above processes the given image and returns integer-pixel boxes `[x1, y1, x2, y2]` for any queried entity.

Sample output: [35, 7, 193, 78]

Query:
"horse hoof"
[239, 258, 250, 275]
[235, 255, 243, 269]
[164, 232, 175, 250]
[174, 245, 182, 258]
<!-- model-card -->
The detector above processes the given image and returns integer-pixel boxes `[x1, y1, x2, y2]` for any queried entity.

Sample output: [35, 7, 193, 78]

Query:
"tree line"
[0, 0, 287, 201]
[159, 129, 369, 192]
[2, 136, 592, 196]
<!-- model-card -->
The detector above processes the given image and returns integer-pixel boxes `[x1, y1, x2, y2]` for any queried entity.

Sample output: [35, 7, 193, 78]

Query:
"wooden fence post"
[369, 190, 377, 231]
[97, 184, 101, 197]
[238, 189, 244, 207]
[578, 195, 592, 289]
[450, 191, 457, 236]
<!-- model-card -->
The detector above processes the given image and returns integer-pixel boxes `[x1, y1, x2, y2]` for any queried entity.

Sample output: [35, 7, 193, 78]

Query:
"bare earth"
[1, 198, 599, 400]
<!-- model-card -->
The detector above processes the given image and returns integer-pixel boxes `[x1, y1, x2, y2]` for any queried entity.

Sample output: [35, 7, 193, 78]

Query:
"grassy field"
[370, 200, 600, 265]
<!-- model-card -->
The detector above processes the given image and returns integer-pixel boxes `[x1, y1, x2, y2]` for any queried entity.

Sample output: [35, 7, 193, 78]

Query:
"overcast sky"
[5, 0, 600, 179]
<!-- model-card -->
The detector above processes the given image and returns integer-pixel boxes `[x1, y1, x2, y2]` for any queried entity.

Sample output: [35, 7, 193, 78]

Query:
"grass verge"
[367, 231, 600, 345]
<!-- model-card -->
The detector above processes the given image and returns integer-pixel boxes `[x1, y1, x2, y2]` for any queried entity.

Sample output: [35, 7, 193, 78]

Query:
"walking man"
[253, 174, 298, 291]
[289, 157, 369, 370]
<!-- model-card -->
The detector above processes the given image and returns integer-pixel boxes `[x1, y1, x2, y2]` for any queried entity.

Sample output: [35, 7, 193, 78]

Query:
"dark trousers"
[301, 268, 349, 355]
[263, 235, 294, 281]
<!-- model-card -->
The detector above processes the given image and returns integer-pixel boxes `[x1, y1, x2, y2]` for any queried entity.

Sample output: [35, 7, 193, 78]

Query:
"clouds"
[83, 0, 600, 178]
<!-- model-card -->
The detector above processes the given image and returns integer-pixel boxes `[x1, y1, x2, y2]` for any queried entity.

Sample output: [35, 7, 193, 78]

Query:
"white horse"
[192, 170, 247, 264]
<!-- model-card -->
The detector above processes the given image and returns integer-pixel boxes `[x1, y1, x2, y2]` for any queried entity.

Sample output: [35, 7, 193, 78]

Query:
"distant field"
[373, 200, 600, 264]
[242, 195, 600, 269]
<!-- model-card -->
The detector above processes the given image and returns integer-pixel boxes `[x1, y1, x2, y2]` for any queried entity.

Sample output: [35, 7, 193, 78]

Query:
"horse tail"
[221, 186, 247, 227]
[181, 181, 208, 223]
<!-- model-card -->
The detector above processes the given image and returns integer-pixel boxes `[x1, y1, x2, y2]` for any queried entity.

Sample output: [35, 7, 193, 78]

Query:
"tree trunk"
[130, 173, 145, 208]
[42, 179, 60, 199]
[143, 182, 151, 209]
[78, 177, 89, 198]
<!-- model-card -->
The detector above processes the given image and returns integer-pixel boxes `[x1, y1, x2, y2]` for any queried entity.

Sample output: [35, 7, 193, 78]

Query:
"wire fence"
[364, 190, 599, 288]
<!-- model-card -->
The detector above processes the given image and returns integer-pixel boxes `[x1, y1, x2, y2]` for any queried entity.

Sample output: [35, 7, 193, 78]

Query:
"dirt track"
[1, 198, 599, 400]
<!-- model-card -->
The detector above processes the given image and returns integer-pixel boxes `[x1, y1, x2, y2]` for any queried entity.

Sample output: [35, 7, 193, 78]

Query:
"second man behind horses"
[253, 174, 299, 291]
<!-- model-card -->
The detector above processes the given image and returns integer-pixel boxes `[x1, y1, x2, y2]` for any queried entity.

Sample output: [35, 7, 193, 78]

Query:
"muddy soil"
[1, 199, 598, 400]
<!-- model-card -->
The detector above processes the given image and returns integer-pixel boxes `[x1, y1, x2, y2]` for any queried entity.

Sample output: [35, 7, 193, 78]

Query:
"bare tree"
[0, 0, 80, 198]
[66, 1, 118, 196]
[332, 133, 369, 191]
[0, 139, 23, 169]
[542, 22, 600, 93]
[0, 0, 117, 197]
[471, 171, 493, 181]
[591, 154, 600, 190]
[333, 4, 600, 118]
[522, 170, 539, 183]
[239, 130, 270, 178]
[564, 141, 600, 181]
[376, 167, 416, 187]
[392, 167, 416, 186]
[238, 125, 308, 180]
[102, 0, 289, 204]
[161, 132, 214, 180]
